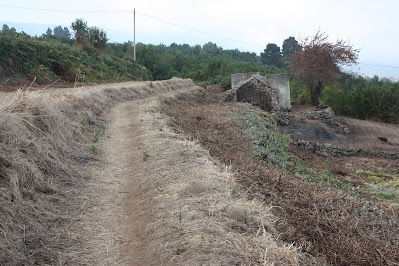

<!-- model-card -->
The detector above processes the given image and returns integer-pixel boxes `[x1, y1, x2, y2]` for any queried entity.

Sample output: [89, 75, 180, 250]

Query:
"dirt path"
[76, 89, 304, 265]
[77, 98, 154, 265]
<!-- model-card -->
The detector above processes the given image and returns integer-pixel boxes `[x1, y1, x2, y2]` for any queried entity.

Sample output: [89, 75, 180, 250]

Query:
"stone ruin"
[290, 139, 399, 159]
[237, 76, 280, 113]
[300, 106, 350, 134]
[223, 72, 290, 112]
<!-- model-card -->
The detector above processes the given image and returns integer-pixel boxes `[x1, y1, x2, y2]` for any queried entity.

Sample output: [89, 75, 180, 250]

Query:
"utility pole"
[133, 8, 136, 61]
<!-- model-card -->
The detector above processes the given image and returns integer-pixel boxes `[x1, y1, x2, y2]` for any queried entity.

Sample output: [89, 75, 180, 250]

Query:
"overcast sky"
[1, 0, 398, 78]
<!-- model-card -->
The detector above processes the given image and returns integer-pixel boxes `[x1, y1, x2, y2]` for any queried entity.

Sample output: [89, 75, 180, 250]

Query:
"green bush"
[290, 80, 311, 104]
[320, 81, 399, 123]
[122, 42, 285, 85]
[0, 32, 152, 83]
[319, 85, 344, 112]
[290, 74, 399, 124]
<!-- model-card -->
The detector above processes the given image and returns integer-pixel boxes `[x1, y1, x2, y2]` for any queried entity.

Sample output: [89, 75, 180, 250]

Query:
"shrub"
[320, 81, 399, 123]
[0, 31, 152, 83]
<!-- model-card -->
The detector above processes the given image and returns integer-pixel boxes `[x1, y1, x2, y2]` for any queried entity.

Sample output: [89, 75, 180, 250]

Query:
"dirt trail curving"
[76, 88, 306, 265]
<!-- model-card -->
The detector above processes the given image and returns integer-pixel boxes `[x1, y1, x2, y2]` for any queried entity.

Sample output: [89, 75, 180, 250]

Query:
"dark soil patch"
[283, 122, 340, 142]
[282, 104, 399, 154]
[161, 86, 399, 265]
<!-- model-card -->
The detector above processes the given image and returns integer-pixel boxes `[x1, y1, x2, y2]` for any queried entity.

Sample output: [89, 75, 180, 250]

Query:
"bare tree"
[289, 30, 359, 105]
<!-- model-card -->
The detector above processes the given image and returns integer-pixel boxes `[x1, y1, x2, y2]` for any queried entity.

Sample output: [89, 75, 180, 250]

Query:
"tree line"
[0, 21, 151, 83]
[1, 21, 398, 123]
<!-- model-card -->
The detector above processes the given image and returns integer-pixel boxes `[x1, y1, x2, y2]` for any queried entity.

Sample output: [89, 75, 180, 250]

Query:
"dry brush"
[0, 78, 195, 265]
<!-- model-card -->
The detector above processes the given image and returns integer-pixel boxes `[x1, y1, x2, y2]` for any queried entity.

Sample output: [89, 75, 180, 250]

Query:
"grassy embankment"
[0, 32, 152, 85]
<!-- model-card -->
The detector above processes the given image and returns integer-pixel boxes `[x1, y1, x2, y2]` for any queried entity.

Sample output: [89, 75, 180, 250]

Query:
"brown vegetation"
[161, 85, 399, 265]
[2, 79, 398, 265]
[289, 30, 359, 105]
[0, 78, 195, 265]
[90, 97, 310, 265]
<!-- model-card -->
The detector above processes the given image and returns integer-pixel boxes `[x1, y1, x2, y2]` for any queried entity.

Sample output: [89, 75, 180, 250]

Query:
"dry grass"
[95, 99, 314, 265]
[149, 137, 303, 265]
[0, 78, 195, 265]
[161, 86, 399, 265]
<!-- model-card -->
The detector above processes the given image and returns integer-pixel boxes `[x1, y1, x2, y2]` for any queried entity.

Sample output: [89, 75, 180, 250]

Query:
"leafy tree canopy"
[203, 42, 222, 56]
[260, 43, 284, 68]
[71, 19, 108, 49]
[71, 18, 88, 45]
[2, 24, 16, 35]
[53, 26, 71, 39]
[2, 24, 9, 32]
[88, 27, 108, 49]
[282, 36, 300, 62]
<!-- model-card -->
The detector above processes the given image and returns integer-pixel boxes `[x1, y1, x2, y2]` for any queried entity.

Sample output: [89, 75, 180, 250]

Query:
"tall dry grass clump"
[0, 78, 195, 265]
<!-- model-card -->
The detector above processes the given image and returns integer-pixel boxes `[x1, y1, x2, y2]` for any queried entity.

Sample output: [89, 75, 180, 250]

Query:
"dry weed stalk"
[0, 78, 195, 265]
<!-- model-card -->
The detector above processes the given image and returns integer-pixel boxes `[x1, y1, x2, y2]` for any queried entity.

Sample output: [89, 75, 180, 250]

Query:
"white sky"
[0, 0, 398, 78]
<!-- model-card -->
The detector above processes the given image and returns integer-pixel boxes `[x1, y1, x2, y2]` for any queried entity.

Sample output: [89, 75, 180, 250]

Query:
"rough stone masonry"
[236, 77, 280, 113]
[231, 72, 290, 109]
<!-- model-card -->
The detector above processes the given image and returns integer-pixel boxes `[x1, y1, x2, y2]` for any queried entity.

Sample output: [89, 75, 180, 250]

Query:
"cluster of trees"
[2, 19, 109, 50]
[320, 76, 399, 123]
[1, 24, 17, 35]
[45, 26, 71, 39]
[289, 30, 359, 105]
[1, 21, 397, 123]
[285, 32, 399, 123]
[105, 41, 284, 85]
[0, 24, 150, 83]
[70, 19, 108, 49]
[260, 37, 301, 68]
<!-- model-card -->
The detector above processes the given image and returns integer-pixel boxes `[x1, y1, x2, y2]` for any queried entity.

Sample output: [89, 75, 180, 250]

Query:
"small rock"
[277, 112, 290, 125]
[222, 88, 238, 102]
[224, 203, 248, 222]
[378, 136, 388, 142]
[251, 215, 262, 225]
[317, 151, 329, 157]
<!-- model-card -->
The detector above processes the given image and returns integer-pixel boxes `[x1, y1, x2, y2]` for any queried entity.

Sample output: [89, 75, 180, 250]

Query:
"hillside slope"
[0, 32, 152, 86]
[161, 85, 399, 265]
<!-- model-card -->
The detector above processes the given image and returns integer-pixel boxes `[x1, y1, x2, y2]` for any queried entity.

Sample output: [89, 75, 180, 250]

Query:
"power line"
[1, 3, 399, 69]
[0, 3, 265, 48]
[358, 63, 399, 69]
[0, 4, 131, 13]
[135, 11, 265, 49]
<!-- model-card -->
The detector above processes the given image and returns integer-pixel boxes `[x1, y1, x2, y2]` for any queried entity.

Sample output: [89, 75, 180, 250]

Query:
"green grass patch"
[232, 107, 349, 191]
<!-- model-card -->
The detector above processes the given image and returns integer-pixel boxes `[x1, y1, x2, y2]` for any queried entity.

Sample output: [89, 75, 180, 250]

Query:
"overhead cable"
[1, 3, 398, 68]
